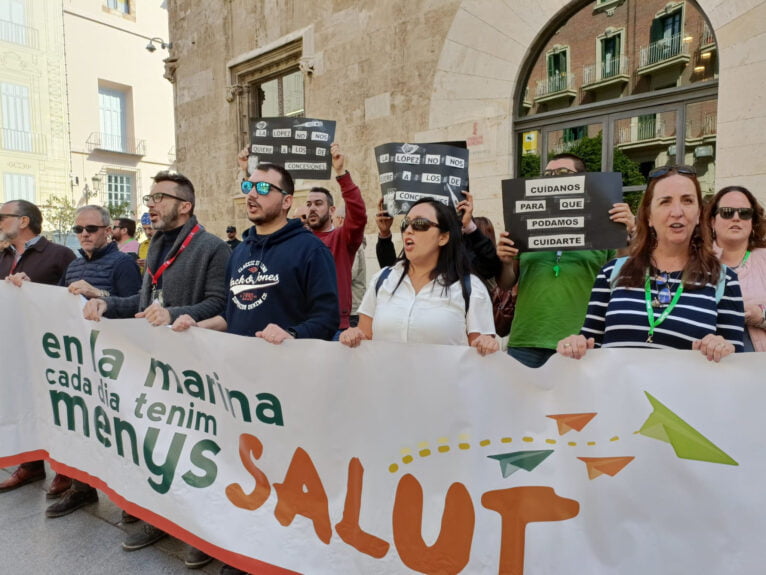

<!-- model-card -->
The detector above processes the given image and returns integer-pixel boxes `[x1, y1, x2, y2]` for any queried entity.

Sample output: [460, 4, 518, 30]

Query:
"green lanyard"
[644, 274, 684, 343]
[741, 250, 751, 267]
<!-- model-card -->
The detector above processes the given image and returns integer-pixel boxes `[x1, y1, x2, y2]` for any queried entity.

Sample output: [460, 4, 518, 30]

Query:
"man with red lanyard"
[82, 170, 230, 569]
[0, 200, 76, 495]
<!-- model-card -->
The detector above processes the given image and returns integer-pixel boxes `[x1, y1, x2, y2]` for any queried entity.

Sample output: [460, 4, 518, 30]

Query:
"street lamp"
[146, 37, 172, 53]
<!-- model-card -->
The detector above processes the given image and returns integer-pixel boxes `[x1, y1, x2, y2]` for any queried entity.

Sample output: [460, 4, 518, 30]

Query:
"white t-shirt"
[358, 262, 495, 345]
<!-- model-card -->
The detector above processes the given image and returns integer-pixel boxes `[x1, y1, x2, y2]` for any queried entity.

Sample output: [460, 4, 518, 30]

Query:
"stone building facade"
[167, 0, 766, 267]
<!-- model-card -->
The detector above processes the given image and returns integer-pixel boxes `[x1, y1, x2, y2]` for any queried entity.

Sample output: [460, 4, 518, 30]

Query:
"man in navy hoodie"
[173, 162, 338, 344]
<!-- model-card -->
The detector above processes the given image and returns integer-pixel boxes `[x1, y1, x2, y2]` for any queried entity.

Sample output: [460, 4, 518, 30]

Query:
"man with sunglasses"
[496, 153, 636, 368]
[238, 143, 362, 334]
[111, 217, 139, 257]
[173, 161, 338, 343]
[40, 205, 142, 517]
[0, 199, 76, 494]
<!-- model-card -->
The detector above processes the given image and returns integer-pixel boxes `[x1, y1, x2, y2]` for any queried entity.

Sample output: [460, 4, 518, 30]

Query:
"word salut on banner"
[1, 282, 765, 574]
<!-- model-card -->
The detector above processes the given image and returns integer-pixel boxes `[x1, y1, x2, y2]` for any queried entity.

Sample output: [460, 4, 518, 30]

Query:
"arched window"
[514, 0, 718, 204]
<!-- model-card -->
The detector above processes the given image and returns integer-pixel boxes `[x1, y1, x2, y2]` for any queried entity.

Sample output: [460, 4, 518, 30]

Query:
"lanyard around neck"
[644, 273, 684, 343]
[146, 224, 200, 288]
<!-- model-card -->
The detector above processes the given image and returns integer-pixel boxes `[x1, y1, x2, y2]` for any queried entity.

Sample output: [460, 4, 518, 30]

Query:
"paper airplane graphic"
[578, 457, 634, 480]
[488, 450, 554, 478]
[547, 412, 597, 435]
[638, 392, 738, 466]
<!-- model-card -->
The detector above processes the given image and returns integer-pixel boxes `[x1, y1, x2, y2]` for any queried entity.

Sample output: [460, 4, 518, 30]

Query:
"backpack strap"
[375, 266, 393, 296]
[608, 256, 629, 289]
[715, 265, 727, 303]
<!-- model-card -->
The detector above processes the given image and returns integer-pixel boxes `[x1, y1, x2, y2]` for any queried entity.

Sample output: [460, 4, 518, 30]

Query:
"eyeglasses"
[241, 180, 285, 195]
[400, 216, 440, 233]
[142, 192, 189, 206]
[542, 167, 577, 177]
[654, 272, 672, 306]
[648, 165, 696, 180]
[111, 225, 123, 230]
[0, 213, 22, 222]
[716, 207, 754, 220]
[72, 225, 107, 234]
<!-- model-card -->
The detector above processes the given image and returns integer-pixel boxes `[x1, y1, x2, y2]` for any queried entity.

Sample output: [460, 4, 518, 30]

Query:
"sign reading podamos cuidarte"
[502, 172, 626, 251]
[374, 142, 469, 216]
[249, 117, 336, 179]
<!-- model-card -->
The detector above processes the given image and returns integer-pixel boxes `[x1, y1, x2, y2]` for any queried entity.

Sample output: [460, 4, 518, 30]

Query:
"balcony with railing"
[614, 117, 674, 149]
[86, 132, 146, 156]
[1, 128, 46, 154]
[534, 73, 576, 105]
[686, 112, 717, 142]
[0, 19, 39, 48]
[637, 33, 691, 75]
[582, 56, 630, 92]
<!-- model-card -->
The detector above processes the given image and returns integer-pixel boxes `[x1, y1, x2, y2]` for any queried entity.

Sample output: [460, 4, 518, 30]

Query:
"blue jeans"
[507, 346, 556, 368]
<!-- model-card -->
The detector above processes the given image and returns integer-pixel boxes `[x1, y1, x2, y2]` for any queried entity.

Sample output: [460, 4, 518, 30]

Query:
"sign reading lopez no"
[501, 172, 627, 252]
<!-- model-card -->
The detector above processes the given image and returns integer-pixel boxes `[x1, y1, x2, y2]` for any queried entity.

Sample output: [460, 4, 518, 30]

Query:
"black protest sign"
[374, 142, 469, 216]
[501, 172, 625, 252]
[249, 117, 336, 179]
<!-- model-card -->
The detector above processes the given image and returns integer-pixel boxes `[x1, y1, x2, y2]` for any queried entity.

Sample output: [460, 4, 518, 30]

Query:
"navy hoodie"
[223, 218, 339, 339]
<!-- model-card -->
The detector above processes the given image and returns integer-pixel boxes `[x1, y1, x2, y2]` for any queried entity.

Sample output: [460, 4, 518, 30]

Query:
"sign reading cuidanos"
[374, 142, 469, 216]
[249, 117, 336, 179]
[502, 172, 626, 251]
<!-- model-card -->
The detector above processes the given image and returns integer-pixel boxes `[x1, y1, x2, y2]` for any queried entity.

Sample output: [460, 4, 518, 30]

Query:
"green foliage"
[519, 153, 541, 178]
[41, 194, 77, 234]
[106, 201, 133, 220]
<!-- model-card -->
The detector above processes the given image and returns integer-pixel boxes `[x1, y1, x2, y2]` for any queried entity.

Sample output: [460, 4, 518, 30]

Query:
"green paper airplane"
[639, 392, 738, 466]
[488, 450, 554, 478]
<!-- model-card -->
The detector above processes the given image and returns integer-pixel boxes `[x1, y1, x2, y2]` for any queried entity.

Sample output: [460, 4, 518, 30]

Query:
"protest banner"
[1, 282, 763, 574]
[502, 172, 626, 251]
[249, 117, 336, 179]
[374, 142, 469, 216]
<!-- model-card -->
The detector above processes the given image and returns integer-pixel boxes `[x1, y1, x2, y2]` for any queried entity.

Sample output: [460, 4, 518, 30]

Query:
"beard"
[308, 211, 330, 231]
[248, 200, 283, 226]
[153, 202, 180, 231]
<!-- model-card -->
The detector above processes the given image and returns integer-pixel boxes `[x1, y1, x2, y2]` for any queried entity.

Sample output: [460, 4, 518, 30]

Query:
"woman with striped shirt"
[556, 165, 745, 363]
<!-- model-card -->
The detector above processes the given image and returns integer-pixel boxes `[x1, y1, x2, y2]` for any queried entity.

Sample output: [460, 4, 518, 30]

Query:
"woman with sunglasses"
[706, 186, 766, 351]
[339, 198, 499, 355]
[556, 165, 745, 362]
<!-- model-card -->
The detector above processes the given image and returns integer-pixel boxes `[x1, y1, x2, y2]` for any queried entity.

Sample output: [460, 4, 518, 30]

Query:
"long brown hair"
[705, 185, 766, 250]
[617, 167, 720, 289]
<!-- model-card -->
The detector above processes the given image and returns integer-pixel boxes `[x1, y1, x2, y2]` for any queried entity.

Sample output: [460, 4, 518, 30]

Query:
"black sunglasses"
[400, 216, 440, 233]
[716, 207, 754, 221]
[648, 165, 697, 180]
[72, 225, 107, 234]
[0, 213, 23, 222]
[241, 180, 285, 195]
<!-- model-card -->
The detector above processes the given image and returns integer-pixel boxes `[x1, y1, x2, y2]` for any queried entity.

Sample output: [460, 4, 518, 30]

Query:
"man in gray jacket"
[82, 170, 230, 569]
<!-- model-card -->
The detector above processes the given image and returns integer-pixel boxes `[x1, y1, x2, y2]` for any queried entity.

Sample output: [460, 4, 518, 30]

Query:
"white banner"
[1, 282, 763, 574]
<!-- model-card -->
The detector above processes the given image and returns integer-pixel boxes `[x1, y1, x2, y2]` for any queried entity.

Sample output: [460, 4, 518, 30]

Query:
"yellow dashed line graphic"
[389, 432, 621, 472]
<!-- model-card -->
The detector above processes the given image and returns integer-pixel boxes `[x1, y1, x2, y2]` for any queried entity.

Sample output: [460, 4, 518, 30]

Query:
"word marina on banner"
[42, 329, 283, 495]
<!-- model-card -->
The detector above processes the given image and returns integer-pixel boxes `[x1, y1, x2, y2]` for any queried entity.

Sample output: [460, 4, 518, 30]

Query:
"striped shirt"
[580, 259, 745, 351]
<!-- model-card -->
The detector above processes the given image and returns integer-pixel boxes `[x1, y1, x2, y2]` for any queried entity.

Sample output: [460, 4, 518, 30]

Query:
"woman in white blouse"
[339, 198, 499, 355]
